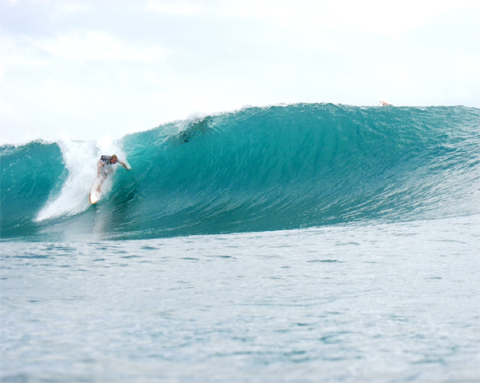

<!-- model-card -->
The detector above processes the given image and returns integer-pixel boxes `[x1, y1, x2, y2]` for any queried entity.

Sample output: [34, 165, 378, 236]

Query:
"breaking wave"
[1, 103, 479, 241]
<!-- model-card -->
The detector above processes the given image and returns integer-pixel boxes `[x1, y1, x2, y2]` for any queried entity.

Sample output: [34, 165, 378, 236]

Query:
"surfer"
[96, 154, 129, 192]
[379, 100, 391, 106]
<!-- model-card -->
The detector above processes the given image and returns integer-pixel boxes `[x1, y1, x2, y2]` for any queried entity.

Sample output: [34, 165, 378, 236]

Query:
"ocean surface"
[1, 104, 479, 382]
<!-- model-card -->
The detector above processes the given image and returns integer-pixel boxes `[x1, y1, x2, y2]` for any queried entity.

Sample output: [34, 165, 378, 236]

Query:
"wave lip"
[1, 104, 479, 241]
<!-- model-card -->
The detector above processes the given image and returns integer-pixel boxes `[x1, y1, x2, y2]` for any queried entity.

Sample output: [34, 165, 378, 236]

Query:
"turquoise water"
[2, 104, 479, 240]
[1, 104, 479, 382]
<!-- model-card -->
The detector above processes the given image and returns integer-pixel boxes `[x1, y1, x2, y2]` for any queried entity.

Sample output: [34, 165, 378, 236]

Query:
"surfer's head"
[111, 155, 118, 163]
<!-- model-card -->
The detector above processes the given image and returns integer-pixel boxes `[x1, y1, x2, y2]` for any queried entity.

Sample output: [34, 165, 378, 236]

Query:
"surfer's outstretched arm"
[118, 160, 130, 170]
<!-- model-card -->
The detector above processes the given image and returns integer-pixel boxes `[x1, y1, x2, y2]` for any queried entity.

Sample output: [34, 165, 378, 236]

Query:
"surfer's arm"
[118, 160, 130, 170]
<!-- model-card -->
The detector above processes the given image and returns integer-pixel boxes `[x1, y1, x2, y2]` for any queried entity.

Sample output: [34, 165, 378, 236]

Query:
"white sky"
[1, 0, 479, 144]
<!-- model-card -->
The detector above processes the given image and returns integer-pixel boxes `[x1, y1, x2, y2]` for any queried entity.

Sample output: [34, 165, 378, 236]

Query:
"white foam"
[35, 137, 127, 222]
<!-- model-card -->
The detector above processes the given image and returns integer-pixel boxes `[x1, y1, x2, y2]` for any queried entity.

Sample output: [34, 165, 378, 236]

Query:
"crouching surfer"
[96, 154, 130, 192]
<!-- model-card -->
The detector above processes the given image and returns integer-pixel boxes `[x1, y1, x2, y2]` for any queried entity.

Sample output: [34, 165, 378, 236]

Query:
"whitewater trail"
[35, 138, 128, 222]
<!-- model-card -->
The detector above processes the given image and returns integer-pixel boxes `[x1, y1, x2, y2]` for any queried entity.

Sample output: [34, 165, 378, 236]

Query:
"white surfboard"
[89, 176, 102, 205]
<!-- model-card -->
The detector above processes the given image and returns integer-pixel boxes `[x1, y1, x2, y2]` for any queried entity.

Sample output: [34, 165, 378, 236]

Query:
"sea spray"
[35, 138, 128, 222]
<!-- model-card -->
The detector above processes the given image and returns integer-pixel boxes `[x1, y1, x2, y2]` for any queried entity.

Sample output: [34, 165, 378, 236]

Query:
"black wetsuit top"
[100, 155, 114, 164]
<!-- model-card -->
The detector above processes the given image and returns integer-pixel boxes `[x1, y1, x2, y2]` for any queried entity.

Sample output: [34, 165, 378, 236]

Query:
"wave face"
[1, 104, 479, 241]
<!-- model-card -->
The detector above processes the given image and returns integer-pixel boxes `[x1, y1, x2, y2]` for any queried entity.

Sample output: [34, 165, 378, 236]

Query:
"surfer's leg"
[97, 166, 108, 192]
[97, 176, 107, 192]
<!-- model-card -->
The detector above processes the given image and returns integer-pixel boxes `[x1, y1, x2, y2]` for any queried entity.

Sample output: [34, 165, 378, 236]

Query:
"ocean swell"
[1, 103, 479, 241]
